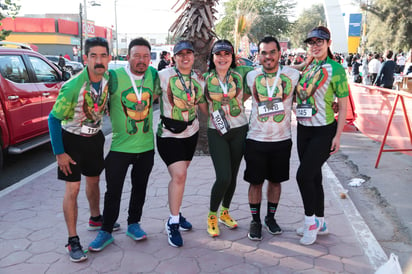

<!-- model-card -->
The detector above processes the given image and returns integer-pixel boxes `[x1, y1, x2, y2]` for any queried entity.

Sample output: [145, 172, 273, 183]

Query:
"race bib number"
[211, 109, 230, 135]
[258, 98, 284, 117]
[296, 104, 312, 121]
[80, 123, 101, 136]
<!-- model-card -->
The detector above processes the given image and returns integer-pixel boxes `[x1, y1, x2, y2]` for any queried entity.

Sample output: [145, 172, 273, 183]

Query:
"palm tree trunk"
[170, 0, 220, 154]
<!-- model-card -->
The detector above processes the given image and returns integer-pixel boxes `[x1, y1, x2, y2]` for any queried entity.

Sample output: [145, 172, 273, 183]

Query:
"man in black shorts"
[48, 37, 117, 262]
[243, 36, 300, 240]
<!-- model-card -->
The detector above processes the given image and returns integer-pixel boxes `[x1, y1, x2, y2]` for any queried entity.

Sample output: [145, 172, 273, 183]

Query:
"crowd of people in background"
[345, 49, 412, 89]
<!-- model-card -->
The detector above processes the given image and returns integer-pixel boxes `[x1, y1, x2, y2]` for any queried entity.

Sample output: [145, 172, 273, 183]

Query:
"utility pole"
[79, 2, 83, 64]
[84, 0, 88, 40]
[115, 0, 118, 60]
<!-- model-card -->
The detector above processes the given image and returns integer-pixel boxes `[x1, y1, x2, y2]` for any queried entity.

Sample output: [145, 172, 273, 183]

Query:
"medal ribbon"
[87, 81, 102, 113]
[217, 70, 232, 98]
[264, 66, 281, 101]
[126, 64, 145, 103]
[175, 68, 192, 101]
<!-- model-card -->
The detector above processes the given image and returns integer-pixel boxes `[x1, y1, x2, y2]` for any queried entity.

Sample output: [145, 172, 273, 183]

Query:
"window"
[0, 55, 30, 83]
[29, 56, 59, 83]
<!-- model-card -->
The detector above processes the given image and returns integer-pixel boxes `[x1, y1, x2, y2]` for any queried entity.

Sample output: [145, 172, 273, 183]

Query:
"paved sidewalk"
[0, 120, 388, 274]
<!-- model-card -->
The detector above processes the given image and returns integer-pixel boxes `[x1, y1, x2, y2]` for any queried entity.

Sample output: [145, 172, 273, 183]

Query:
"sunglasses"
[307, 39, 325, 47]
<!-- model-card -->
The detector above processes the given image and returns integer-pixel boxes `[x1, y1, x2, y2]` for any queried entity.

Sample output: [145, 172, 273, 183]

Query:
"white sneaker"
[296, 218, 328, 236]
[300, 215, 320, 245]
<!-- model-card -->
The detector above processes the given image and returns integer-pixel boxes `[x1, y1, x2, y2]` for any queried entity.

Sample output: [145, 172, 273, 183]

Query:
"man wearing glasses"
[244, 36, 300, 241]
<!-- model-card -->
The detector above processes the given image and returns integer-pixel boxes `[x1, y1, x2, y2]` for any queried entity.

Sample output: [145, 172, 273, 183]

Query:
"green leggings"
[208, 125, 248, 212]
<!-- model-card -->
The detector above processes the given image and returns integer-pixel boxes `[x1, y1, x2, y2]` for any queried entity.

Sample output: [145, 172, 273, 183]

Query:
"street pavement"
[0, 113, 404, 274]
[328, 122, 412, 273]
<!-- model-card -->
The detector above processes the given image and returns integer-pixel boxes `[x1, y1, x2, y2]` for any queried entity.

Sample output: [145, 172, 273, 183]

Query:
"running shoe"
[300, 216, 320, 245]
[207, 214, 220, 237]
[165, 219, 183, 247]
[179, 213, 192, 231]
[88, 216, 120, 231]
[264, 216, 282, 235]
[296, 219, 328, 236]
[88, 230, 113, 252]
[65, 237, 87, 262]
[126, 223, 147, 241]
[219, 210, 238, 229]
[247, 220, 262, 241]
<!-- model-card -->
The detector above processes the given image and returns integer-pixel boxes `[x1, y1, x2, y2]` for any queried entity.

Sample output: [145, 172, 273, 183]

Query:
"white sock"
[169, 214, 179, 224]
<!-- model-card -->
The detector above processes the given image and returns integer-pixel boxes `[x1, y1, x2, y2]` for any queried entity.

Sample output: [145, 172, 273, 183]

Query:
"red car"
[0, 42, 71, 168]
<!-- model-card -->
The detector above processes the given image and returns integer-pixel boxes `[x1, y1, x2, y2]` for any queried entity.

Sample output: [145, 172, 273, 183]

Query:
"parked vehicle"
[0, 42, 70, 168]
[44, 55, 84, 75]
[108, 60, 128, 70]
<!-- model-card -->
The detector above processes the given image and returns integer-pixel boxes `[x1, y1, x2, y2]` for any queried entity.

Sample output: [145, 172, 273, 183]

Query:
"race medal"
[222, 96, 230, 105]
[211, 109, 230, 135]
[136, 102, 145, 112]
[296, 104, 312, 121]
[266, 99, 274, 109]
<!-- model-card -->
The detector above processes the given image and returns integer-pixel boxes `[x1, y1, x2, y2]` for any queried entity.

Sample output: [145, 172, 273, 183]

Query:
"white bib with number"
[258, 98, 285, 117]
[296, 104, 312, 121]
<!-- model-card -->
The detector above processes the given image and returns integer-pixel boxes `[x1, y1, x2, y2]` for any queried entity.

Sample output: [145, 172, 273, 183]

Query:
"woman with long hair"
[295, 26, 349, 245]
[202, 40, 253, 237]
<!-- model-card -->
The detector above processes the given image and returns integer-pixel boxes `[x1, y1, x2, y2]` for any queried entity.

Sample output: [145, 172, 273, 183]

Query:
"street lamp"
[79, 0, 101, 63]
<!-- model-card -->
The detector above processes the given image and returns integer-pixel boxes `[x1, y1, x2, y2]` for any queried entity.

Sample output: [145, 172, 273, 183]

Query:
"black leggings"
[102, 150, 154, 233]
[296, 121, 337, 217]
[208, 125, 248, 212]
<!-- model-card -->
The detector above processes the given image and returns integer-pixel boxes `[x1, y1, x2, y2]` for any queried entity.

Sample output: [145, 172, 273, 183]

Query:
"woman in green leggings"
[202, 40, 253, 237]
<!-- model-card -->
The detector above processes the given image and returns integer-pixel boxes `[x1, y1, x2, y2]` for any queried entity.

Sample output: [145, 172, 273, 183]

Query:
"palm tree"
[170, 0, 221, 155]
[170, 0, 220, 73]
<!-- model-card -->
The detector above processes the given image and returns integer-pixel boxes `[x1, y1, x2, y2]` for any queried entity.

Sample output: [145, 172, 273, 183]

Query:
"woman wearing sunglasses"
[295, 26, 349, 245]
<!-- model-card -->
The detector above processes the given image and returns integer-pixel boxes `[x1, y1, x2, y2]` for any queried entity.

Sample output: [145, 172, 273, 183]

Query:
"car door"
[26, 54, 64, 132]
[0, 54, 43, 144]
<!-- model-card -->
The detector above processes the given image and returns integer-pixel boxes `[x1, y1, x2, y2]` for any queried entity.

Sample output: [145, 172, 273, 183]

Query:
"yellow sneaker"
[219, 210, 238, 229]
[207, 214, 220, 237]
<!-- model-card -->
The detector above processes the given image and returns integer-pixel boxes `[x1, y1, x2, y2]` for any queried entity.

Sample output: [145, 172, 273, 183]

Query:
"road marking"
[323, 163, 388, 269]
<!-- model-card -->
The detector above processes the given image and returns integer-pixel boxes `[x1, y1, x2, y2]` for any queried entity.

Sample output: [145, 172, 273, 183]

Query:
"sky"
[16, 0, 324, 34]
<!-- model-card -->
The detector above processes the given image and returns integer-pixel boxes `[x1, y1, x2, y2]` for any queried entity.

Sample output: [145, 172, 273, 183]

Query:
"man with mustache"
[48, 37, 113, 262]
[243, 36, 300, 241]
[88, 37, 160, 252]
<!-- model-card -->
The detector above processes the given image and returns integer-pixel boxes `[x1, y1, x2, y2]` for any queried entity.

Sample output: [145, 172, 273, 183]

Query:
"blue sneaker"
[65, 236, 87, 262]
[88, 230, 113, 252]
[88, 216, 120, 231]
[126, 223, 147, 241]
[179, 213, 192, 231]
[165, 219, 183, 247]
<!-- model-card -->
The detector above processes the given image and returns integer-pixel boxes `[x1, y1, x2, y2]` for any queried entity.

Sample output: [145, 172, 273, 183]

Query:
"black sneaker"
[264, 216, 282, 235]
[165, 219, 183, 247]
[65, 237, 87, 262]
[247, 220, 262, 241]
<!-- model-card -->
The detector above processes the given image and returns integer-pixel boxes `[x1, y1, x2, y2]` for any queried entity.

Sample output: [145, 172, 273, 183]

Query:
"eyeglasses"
[307, 39, 325, 47]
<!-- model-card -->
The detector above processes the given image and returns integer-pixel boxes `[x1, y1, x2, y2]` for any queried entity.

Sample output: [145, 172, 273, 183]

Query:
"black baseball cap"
[304, 28, 331, 43]
[212, 41, 234, 54]
[173, 40, 194, 55]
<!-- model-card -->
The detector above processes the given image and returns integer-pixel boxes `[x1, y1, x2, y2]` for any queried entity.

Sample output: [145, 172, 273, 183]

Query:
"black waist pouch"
[160, 115, 194, 134]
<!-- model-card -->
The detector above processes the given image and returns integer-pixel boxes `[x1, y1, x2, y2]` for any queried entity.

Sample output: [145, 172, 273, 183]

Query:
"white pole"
[84, 0, 88, 40]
